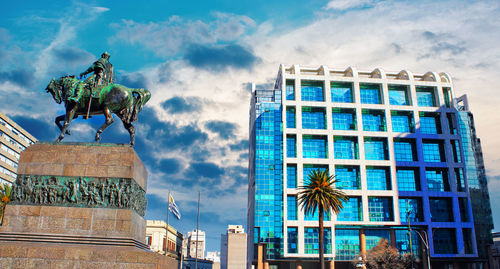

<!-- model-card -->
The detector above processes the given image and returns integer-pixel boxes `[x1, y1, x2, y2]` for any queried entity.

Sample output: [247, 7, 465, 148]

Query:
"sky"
[1, 0, 500, 252]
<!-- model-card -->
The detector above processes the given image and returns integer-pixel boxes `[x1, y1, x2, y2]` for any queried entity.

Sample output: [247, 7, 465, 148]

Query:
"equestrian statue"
[45, 51, 151, 146]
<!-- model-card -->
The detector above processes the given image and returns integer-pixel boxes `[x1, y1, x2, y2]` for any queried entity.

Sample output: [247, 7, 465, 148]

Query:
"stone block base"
[0, 241, 178, 269]
[0, 204, 145, 244]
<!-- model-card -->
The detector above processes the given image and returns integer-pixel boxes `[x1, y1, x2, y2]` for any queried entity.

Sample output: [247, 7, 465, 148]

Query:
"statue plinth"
[0, 143, 177, 268]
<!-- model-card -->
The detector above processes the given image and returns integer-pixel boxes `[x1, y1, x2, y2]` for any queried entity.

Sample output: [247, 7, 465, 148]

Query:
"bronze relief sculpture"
[45, 52, 151, 146]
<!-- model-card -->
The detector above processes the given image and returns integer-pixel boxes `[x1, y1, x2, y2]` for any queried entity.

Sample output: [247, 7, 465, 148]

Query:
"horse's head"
[45, 77, 62, 104]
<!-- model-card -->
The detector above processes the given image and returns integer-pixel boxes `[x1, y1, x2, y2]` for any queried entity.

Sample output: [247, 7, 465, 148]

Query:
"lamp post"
[415, 230, 431, 269]
[407, 202, 414, 269]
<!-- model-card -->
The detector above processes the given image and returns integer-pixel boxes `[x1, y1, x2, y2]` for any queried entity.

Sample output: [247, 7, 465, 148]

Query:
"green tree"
[298, 169, 348, 269]
[0, 183, 13, 226]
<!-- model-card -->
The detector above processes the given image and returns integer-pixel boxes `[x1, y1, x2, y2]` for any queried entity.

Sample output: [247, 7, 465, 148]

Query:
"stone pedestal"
[0, 143, 177, 269]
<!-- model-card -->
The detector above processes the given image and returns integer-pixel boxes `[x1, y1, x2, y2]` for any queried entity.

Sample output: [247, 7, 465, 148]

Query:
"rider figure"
[79, 51, 114, 91]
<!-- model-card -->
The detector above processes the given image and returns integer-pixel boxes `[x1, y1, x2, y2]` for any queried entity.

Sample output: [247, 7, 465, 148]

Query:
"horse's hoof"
[66, 130, 71, 135]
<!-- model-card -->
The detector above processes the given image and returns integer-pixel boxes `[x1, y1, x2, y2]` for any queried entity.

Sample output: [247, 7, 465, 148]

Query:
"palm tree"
[0, 183, 13, 226]
[298, 169, 348, 269]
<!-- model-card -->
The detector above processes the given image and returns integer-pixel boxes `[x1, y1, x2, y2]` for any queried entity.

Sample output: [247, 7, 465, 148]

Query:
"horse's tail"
[128, 89, 151, 123]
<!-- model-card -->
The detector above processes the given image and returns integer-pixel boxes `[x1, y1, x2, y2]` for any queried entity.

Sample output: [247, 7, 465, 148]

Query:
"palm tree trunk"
[318, 206, 325, 269]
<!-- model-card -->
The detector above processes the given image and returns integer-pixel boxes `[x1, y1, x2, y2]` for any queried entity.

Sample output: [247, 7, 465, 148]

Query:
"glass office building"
[248, 65, 493, 268]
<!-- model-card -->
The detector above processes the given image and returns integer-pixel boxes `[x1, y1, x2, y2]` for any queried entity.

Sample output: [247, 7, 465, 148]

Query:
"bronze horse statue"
[45, 75, 151, 146]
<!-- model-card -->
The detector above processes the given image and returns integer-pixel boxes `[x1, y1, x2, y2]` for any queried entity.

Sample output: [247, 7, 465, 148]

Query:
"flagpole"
[166, 190, 170, 257]
[195, 190, 200, 269]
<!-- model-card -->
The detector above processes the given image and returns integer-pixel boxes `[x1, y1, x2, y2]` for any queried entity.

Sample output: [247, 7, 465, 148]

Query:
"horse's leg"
[56, 108, 77, 142]
[55, 114, 77, 135]
[121, 119, 135, 146]
[95, 107, 114, 143]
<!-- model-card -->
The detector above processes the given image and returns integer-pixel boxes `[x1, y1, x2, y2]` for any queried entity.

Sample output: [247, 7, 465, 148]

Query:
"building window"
[419, 112, 442, 134]
[399, 197, 423, 222]
[335, 165, 360, 190]
[366, 166, 391, 190]
[146, 236, 152, 246]
[422, 140, 445, 162]
[443, 87, 452, 108]
[335, 230, 360, 260]
[334, 136, 359, 159]
[287, 164, 297, 189]
[429, 198, 453, 222]
[303, 164, 328, 185]
[302, 135, 328, 159]
[360, 84, 382, 104]
[287, 227, 298, 254]
[395, 230, 421, 257]
[391, 111, 414, 133]
[286, 80, 295, 100]
[433, 228, 457, 254]
[463, 228, 474, 254]
[302, 107, 326, 129]
[332, 108, 356, 130]
[364, 137, 388, 160]
[396, 168, 420, 191]
[446, 113, 457, 134]
[388, 85, 410, 105]
[416, 86, 437, 107]
[451, 140, 461, 162]
[331, 82, 353, 103]
[304, 227, 332, 254]
[337, 197, 362, 221]
[455, 168, 465, 192]
[286, 106, 296, 128]
[163, 237, 167, 251]
[426, 168, 449, 191]
[362, 109, 386, 132]
[287, 196, 297, 220]
[459, 197, 470, 222]
[368, 197, 394, 221]
[365, 229, 390, 250]
[286, 135, 296, 158]
[301, 80, 324, 102]
[393, 138, 417, 162]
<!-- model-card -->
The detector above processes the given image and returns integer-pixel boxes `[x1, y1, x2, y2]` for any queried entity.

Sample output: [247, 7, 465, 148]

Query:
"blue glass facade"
[368, 197, 394, 221]
[331, 82, 353, 103]
[301, 81, 324, 101]
[335, 229, 360, 260]
[416, 87, 437, 107]
[252, 89, 284, 258]
[287, 227, 298, 253]
[388, 85, 410, 105]
[304, 227, 332, 254]
[287, 195, 297, 220]
[399, 197, 423, 222]
[391, 111, 414, 133]
[420, 112, 441, 134]
[396, 168, 420, 191]
[286, 135, 296, 158]
[364, 137, 388, 160]
[426, 168, 450, 192]
[334, 136, 358, 159]
[286, 80, 295, 101]
[366, 166, 391, 190]
[393, 138, 417, 162]
[422, 140, 445, 162]
[287, 164, 297, 189]
[302, 107, 326, 129]
[360, 84, 382, 104]
[365, 229, 391, 250]
[286, 107, 296, 128]
[302, 135, 327, 159]
[332, 108, 356, 130]
[362, 109, 386, 131]
[335, 165, 360, 190]
[337, 197, 362, 221]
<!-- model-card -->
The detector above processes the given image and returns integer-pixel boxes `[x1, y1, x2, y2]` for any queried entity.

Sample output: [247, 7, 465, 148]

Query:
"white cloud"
[325, 0, 375, 10]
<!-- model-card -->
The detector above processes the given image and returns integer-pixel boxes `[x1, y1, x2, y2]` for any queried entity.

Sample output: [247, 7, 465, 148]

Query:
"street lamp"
[415, 230, 431, 269]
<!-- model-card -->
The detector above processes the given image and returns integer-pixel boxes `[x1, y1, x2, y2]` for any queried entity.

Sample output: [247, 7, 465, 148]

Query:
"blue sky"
[1, 0, 500, 252]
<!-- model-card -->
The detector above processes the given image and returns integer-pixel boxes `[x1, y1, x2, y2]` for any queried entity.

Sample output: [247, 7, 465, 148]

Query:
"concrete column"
[296, 261, 302, 269]
[329, 260, 335, 269]
[257, 244, 264, 269]
[390, 229, 396, 249]
[360, 229, 366, 256]
[264, 262, 270, 269]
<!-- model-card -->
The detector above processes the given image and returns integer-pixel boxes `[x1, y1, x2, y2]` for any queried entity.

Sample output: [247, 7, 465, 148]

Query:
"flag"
[168, 194, 181, 220]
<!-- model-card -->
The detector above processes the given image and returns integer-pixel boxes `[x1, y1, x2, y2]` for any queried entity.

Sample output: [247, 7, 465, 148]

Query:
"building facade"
[187, 229, 206, 259]
[145, 220, 183, 258]
[248, 65, 493, 268]
[0, 112, 37, 184]
[221, 225, 247, 269]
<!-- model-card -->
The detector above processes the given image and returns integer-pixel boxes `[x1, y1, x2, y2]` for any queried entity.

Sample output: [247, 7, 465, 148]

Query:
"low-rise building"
[145, 220, 183, 259]
[221, 225, 247, 269]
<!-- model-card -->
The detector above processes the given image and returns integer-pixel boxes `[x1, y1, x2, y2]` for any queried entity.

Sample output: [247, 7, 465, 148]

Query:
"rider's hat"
[101, 51, 110, 58]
